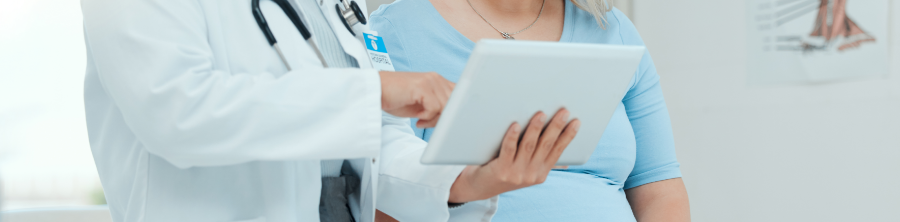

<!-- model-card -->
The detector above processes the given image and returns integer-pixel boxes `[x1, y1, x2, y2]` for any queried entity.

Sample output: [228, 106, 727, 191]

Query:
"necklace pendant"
[501, 32, 515, 40]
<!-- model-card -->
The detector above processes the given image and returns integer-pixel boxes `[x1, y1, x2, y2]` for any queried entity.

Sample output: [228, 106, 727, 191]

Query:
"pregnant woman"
[370, 0, 690, 221]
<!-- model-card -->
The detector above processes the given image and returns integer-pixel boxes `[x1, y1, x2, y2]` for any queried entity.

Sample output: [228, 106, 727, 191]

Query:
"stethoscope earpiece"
[336, 0, 366, 36]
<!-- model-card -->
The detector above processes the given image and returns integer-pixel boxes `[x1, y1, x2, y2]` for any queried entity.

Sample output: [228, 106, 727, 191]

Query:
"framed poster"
[747, 0, 890, 85]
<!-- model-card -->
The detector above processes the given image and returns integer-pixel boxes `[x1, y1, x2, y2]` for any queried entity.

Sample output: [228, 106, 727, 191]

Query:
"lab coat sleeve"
[376, 114, 498, 222]
[80, 0, 382, 168]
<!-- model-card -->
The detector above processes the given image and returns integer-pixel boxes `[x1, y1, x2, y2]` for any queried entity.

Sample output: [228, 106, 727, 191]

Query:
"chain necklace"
[466, 0, 546, 40]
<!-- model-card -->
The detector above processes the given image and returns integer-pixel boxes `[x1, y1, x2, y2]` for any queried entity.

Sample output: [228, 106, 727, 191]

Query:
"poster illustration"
[747, 0, 890, 85]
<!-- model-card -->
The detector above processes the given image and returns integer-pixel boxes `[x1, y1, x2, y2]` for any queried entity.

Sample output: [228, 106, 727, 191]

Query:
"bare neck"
[431, 0, 565, 42]
[473, 0, 546, 16]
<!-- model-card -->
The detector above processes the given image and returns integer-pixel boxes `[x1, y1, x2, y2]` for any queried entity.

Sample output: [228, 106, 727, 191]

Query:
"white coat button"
[372, 158, 376, 163]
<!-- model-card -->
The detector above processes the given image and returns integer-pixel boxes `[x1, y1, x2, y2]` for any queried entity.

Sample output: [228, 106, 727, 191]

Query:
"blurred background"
[0, 0, 106, 210]
[0, 0, 897, 221]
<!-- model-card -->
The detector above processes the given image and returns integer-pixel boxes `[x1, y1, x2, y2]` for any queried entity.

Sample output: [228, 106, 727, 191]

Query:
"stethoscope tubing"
[252, 0, 329, 69]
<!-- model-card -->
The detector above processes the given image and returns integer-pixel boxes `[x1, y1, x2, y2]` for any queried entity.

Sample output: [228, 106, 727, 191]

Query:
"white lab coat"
[80, 0, 497, 221]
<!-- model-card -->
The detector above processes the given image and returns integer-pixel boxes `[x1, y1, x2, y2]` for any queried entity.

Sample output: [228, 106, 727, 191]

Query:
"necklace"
[466, 0, 546, 40]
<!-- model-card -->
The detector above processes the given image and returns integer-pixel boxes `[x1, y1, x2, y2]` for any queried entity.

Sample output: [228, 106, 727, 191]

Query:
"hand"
[379, 71, 455, 128]
[448, 109, 581, 203]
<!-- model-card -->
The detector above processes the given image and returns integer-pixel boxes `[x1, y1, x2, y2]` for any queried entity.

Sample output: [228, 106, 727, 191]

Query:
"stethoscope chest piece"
[336, 0, 366, 36]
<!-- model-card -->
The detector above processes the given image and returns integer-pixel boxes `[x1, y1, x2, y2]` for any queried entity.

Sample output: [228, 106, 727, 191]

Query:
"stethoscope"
[252, 0, 368, 70]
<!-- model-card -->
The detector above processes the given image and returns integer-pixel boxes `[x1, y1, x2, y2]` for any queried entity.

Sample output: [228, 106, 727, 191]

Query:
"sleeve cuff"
[624, 162, 682, 190]
[377, 165, 465, 222]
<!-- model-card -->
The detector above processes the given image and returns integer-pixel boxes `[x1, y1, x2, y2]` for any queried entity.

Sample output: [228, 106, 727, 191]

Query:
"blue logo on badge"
[365, 34, 388, 53]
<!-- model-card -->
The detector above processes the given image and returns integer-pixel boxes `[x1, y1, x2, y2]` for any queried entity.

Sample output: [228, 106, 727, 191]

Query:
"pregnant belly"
[492, 171, 636, 222]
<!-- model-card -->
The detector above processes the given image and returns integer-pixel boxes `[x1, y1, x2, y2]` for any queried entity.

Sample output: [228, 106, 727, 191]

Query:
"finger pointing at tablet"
[448, 108, 581, 203]
[379, 71, 454, 128]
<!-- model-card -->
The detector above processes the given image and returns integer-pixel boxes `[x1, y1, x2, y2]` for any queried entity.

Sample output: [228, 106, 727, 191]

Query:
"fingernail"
[572, 119, 581, 129]
[562, 111, 570, 121]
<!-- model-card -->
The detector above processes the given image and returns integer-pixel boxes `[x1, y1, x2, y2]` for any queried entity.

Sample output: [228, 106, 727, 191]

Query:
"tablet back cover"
[422, 40, 645, 165]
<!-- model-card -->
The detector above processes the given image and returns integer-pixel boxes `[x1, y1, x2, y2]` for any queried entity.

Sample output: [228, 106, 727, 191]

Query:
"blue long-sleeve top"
[370, 1, 681, 221]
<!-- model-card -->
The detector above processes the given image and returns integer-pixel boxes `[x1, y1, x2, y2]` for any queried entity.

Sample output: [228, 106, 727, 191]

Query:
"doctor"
[81, 0, 578, 221]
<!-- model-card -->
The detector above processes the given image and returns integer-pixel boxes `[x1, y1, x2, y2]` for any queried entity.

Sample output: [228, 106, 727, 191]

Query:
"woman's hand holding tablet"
[419, 40, 644, 166]
[447, 109, 581, 203]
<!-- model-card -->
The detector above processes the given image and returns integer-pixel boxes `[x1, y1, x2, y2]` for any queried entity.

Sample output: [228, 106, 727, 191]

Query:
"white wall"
[366, 0, 394, 14]
[633, 1, 900, 221]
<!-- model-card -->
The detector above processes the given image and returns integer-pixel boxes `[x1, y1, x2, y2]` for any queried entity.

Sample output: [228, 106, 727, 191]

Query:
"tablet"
[421, 40, 645, 165]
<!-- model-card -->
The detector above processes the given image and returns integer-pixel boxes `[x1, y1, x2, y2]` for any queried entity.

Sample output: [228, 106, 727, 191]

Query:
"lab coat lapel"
[288, 0, 313, 32]
[315, 0, 373, 68]
[287, 1, 377, 221]
[349, 157, 376, 222]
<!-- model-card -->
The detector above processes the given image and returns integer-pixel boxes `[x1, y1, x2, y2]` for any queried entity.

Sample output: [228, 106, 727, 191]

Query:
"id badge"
[363, 32, 396, 71]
